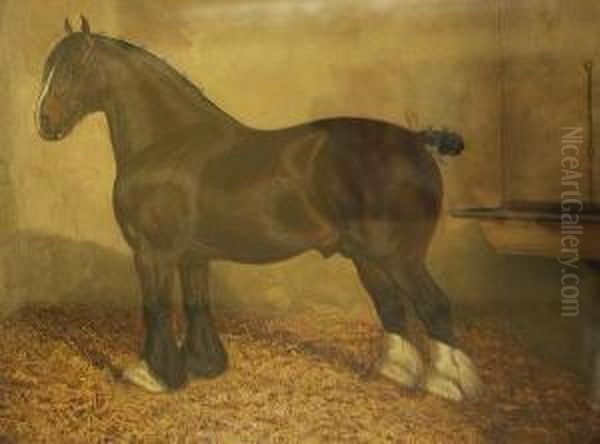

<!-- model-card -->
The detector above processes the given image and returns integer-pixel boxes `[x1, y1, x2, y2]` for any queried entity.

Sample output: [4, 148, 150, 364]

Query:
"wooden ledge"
[450, 206, 600, 259]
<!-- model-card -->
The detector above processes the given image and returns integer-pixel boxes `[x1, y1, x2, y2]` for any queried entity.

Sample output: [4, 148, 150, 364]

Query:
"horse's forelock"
[43, 33, 91, 77]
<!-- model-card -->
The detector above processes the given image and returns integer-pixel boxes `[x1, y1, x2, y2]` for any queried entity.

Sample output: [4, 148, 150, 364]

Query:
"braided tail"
[418, 129, 465, 156]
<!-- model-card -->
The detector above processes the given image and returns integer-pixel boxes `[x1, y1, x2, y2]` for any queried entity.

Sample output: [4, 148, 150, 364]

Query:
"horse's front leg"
[179, 261, 228, 378]
[123, 250, 186, 392]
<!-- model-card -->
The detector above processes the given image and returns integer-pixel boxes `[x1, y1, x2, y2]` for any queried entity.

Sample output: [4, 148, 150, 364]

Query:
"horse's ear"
[80, 15, 91, 34]
[64, 18, 73, 35]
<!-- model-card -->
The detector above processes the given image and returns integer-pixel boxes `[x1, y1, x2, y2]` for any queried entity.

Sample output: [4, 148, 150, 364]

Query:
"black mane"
[96, 34, 241, 126]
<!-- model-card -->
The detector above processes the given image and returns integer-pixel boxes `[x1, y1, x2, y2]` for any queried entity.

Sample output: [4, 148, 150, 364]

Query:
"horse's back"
[286, 117, 441, 197]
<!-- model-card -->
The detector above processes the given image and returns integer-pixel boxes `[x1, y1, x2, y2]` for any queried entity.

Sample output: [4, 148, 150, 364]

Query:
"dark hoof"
[184, 338, 228, 379]
[145, 346, 187, 390]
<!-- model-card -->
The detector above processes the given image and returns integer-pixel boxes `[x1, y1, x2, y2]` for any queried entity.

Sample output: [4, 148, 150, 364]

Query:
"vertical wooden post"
[497, 0, 508, 208]
[585, 61, 595, 206]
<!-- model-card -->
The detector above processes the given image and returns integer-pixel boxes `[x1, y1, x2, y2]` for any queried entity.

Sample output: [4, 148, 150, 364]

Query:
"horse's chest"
[114, 175, 194, 250]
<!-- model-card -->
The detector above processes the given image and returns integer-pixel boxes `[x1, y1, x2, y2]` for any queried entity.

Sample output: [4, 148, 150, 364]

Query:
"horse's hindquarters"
[313, 118, 443, 260]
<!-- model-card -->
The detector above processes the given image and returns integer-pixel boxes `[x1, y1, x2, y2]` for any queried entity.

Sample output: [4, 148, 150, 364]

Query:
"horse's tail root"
[418, 129, 465, 156]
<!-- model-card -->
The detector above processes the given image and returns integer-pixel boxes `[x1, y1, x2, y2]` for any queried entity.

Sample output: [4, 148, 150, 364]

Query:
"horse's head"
[36, 16, 103, 141]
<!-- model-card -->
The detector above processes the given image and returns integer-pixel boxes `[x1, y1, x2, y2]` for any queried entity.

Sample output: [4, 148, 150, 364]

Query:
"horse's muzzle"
[38, 113, 66, 140]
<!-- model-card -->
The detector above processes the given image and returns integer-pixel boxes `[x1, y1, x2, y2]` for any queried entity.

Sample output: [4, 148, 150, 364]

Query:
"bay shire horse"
[36, 17, 482, 401]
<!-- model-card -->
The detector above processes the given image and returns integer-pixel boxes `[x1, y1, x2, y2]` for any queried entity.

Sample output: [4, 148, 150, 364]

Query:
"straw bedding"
[0, 304, 597, 443]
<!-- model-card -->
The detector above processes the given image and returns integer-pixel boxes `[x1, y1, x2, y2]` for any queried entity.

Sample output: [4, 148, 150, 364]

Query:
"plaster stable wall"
[0, 0, 502, 311]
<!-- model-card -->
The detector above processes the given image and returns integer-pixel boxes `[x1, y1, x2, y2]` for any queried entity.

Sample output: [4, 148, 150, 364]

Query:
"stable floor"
[0, 305, 597, 443]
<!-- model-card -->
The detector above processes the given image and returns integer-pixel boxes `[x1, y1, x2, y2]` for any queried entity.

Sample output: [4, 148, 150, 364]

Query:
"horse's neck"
[101, 48, 240, 168]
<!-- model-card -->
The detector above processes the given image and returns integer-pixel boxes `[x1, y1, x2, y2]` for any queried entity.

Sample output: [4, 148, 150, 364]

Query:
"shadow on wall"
[0, 231, 139, 316]
[213, 253, 370, 317]
[0, 231, 372, 319]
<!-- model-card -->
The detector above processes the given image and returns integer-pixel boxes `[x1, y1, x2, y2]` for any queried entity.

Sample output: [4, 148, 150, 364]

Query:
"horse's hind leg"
[179, 261, 228, 378]
[353, 258, 423, 388]
[123, 251, 185, 392]
[383, 258, 483, 401]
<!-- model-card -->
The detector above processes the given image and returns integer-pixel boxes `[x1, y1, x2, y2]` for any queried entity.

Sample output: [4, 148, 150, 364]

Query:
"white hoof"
[122, 360, 167, 393]
[378, 334, 423, 388]
[424, 341, 483, 401]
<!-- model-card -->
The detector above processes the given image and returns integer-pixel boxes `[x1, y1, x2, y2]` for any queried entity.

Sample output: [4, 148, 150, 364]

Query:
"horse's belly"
[192, 188, 338, 263]
[191, 229, 337, 264]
